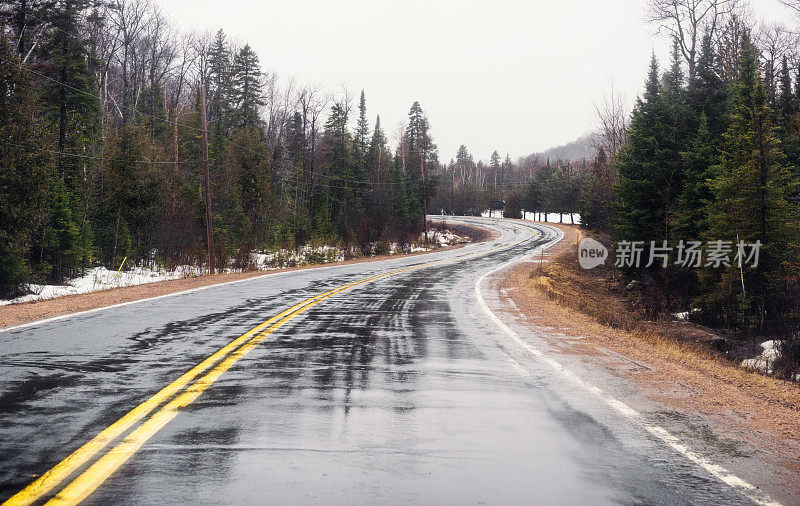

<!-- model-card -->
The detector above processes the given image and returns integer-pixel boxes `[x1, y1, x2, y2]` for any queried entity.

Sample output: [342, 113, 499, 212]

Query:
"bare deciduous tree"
[646, 0, 739, 79]
[779, 0, 800, 14]
[716, 13, 751, 83]
[593, 83, 629, 161]
[756, 23, 797, 105]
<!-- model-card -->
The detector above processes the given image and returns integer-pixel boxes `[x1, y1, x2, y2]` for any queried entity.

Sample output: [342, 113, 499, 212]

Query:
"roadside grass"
[525, 241, 800, 400]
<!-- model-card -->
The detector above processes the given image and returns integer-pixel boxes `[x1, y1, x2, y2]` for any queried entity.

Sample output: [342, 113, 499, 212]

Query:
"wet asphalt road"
[0, 217, 758, 505]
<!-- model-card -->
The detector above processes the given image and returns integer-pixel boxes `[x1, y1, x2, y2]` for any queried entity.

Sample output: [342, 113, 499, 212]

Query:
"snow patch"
[673, 308, 701, 321]
[1, 230, 470, 306]
[741, 340, 782, 375]
[0, 265, 200, 306]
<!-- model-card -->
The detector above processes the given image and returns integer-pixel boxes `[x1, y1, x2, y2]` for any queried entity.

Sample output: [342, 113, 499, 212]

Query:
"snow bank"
[741, 340, 782, 375]
[1, 230, 470, 307]
[251, 245, 346, 269]
[673, 308, 701, 321]
[0, 265, 200, 306]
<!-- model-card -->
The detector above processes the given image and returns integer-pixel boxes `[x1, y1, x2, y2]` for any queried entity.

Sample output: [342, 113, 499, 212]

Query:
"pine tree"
[490, 150, 500, 189]
[672, 114, 717, 242]
[100, 125, 160, 265]
[688, 33, 729, 140]
[365, 115, 392, 229]
[404, 101, 437, 229]
[367, 115, 390, 179]
[777, 56, 794, 135]
[354, 89, 369, 163]
[37, 0, 100, 280]
[227, 126, 272, 246]
[320, 101, 357, 236]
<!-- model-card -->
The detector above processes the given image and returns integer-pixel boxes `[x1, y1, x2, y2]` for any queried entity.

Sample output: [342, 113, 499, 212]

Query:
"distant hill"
[531, 132, 598, 163]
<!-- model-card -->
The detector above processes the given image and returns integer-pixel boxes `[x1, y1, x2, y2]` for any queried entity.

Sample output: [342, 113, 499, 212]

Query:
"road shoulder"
[498, 221, 800, 504]
[0, 222, 497, 330]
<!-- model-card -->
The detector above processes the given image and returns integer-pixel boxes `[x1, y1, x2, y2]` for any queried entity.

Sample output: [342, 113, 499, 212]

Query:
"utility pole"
[199, 84, 215, 275]
[421, 149, 428, 242]
[173, 113, 179, 173]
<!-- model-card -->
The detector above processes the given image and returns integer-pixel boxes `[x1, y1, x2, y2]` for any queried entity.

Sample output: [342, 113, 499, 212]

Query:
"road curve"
[0, 217, 765, 505]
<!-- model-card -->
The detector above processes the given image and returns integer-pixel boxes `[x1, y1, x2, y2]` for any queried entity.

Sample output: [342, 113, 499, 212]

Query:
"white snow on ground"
[1, 229, 470, 306]
[741, 341, 799, 381]
[0, 265, 202, 307]
[251, 245, 346, 269]
[673, 308, 701, 321]
[741, 340, 782, 375]
[475, 209, 582, 224]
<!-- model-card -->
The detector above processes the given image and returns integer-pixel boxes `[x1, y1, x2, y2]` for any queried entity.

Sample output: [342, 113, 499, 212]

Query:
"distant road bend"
[0, 217, 778, 505]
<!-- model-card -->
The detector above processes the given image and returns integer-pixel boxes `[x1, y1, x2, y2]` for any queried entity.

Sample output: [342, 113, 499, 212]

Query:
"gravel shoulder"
[501, 221, 800, 504]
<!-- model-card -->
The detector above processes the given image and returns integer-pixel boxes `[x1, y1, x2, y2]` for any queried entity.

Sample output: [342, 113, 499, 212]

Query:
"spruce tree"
[688, 34, 729, 140]
[320, 101, 357, 236]
[614, 56, 666, 253]
[207, 29, 232, 130]
[230, 44, 265, 128]
[777, 56, 794, 135]
[355, 89, 370, 163]
[672, 114, 717, 242]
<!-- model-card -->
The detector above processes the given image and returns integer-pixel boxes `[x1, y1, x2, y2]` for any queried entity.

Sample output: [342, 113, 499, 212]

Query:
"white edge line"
[474, 222, 780, 506]
[0, 217, 499, 335]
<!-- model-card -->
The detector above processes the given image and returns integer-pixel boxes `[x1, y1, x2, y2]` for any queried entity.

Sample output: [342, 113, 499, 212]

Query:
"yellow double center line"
[5, 220, 538, 506]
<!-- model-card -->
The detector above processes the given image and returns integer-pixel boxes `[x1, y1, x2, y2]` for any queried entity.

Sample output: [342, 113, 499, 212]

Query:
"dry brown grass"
[529, 242, 734, 356]
[508, 231, 800, 440]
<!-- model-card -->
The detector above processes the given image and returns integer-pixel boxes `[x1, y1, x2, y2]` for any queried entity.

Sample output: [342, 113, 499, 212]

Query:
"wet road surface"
[0, 217, 763, 504]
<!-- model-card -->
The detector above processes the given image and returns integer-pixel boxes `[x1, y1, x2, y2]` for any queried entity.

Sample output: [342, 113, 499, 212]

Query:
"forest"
[581, 1, 800, 375]
[0, 0, 439, 297]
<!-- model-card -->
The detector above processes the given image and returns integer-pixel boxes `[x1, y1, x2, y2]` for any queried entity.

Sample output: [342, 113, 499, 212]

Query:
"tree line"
[0, 0, 437, 297]
[580, 0, 800, 375]
[429, 145, 585, 221]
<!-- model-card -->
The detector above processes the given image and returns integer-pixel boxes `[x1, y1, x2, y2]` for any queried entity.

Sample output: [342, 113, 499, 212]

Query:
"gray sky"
[158, 0, 795, 163]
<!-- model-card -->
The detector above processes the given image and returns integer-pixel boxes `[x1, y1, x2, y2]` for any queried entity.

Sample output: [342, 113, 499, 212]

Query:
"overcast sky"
[158, 0, 794, 163]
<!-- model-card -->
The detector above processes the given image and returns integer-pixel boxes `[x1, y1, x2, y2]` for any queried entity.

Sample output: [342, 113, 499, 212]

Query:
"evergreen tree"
[703, 33, 799, 332]
[672, 114, 717, 242]
[490, 150, 500, 188]
[320, 101, 357, 236]
[687, 33, 729, 140]
[230, 44, 264, 128]
[207, 29, 232, 129]
[405, 101, 437, 228]
[0, 34, 52, 295]
[37, 0, 100, 280]
[366, 115, 392, 230]
[367, 115, 390, 180]
[777, 56, 794, 135]
[580, 147, 615, 231]
[100, 125, 160, 265]
[615, 56, 667, 254]
[227, 126, 272, 247]
[354, 89, 369, 164]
